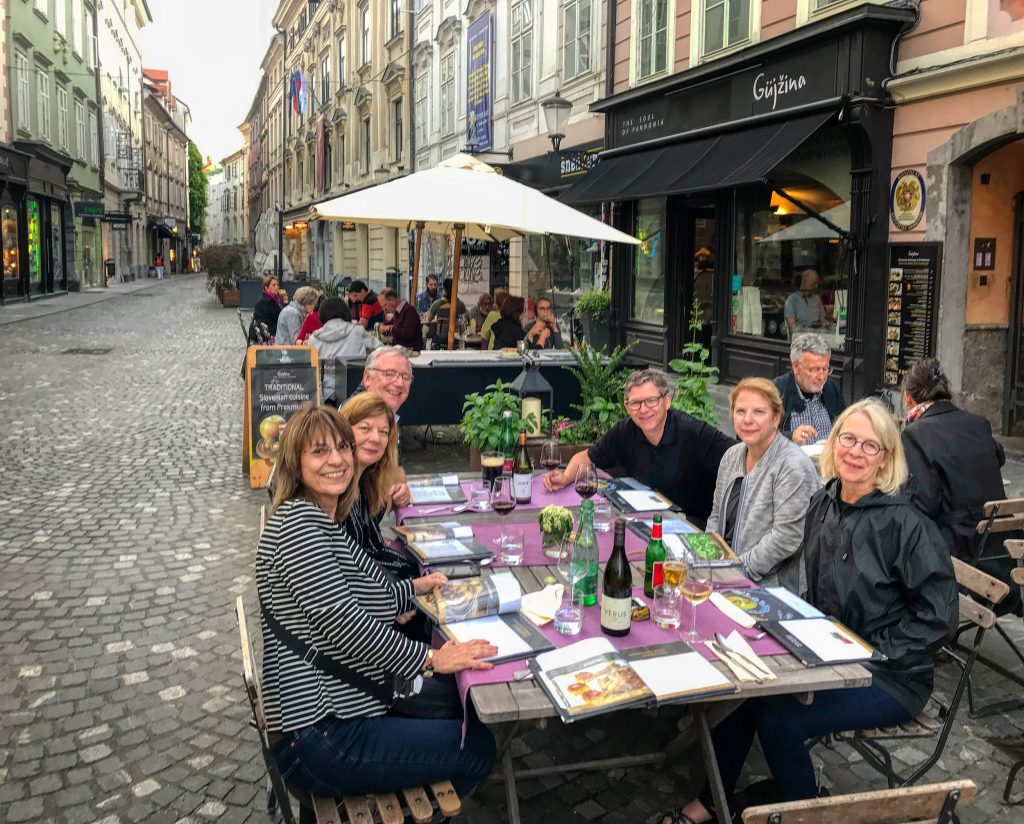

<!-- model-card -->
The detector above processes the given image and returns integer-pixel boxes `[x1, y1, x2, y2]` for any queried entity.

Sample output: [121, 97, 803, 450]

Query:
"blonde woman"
[661, 399, 957, 823]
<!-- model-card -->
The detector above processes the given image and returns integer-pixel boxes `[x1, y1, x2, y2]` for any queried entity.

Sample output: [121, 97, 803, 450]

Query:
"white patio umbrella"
[311, 153, 640, 349]
[758, 202, 850, 243]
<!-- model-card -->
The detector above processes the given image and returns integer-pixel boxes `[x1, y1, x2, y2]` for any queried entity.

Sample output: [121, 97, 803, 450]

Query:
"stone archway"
[926, 85, 1024, 423]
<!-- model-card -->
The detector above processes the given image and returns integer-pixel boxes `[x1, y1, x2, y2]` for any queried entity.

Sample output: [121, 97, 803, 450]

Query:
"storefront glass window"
[2, 204, 20, 285]
[632, 196, 667, 324]
[51, 204, 65, 290]
[732, 127, 851, 349]
[27, 197, 42, 289]
[524, 204, 603, 302]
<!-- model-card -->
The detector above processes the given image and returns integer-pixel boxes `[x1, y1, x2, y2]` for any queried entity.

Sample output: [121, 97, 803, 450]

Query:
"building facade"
[206, 148, 247, 246]
[246, 33, 285, 277]
[97, 0, 150, 283]
[4, 0, 103, 301]
[142, 69, 189, 273]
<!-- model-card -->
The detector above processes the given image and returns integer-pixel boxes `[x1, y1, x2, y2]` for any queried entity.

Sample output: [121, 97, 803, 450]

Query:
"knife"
[709, 640, 763, 684]
[715, 632, 772, 679]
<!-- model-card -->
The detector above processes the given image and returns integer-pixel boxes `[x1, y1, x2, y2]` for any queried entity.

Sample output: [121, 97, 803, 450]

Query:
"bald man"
[784, 269, 826, 333]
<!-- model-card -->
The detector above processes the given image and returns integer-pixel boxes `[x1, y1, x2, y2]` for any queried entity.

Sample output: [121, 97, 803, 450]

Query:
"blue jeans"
[272, 713, 496, 798]
[699, 683, 910, 807]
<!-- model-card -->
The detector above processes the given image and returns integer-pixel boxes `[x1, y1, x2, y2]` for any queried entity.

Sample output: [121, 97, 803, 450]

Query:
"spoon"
[417, 503, 469, 515]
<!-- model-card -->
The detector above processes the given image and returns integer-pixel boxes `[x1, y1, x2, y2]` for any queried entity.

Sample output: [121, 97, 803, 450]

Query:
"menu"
[884, 243, 942, 387]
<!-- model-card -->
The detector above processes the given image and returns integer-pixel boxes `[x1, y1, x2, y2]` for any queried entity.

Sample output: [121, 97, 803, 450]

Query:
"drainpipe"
[604, 0, 617, 99]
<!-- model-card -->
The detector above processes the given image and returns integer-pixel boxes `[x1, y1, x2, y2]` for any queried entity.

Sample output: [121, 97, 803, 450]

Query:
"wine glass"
[539, 437, 561, 475]
[574, 463, 598, 500]
[680, 554, 711, 644]
[490, 476, 517, 550]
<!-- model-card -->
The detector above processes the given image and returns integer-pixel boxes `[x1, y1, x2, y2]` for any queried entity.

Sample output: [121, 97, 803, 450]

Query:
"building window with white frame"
[57, 87, 69, 150]
[510, 0, 533, 103]
[563, 0, 592, 81]
[15, 53, 31, 131]
[320, 53, 330, 109]
[440, 52, 455, 136]
[337, 33, 347, 90]
[414, 66, 429, 147]
[391, 0, 402, 39]
[392, 98, 403, 162]
[37, 70, 51, 140]
[361, 117, 371, 174]
[360, 5, 371, 67]
[637, 0, 669, 79]
[89, 110, 99, 165]
[72, 0, 83, 54]
[75, 100, 86, 160]
[702, 0, 750, 57]
[55, 0, 66, 37]
[35, 0, 47, 17]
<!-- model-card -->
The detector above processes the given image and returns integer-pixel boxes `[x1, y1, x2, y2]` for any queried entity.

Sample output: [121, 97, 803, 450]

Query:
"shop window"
[702, 0, 751, 57]
[511, 0, 534, 103]
[732, 127, 851, 349]
[631, 197, 667, 324]
[636, 0, 669, 80]
[524, 204, 604, 298]
[2, 204, 20, 285]
[27, 198, 42, 290]
[563, 0, 592, 81]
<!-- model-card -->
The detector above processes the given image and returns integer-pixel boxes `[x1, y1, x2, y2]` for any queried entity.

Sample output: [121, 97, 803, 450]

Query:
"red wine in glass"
[540, 458, 561, 471]
[574, 464, 599, 499]
[492, 501, 516, 516]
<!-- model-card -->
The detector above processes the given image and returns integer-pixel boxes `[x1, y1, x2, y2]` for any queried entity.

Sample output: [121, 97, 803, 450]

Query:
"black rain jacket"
[802, 481, 958, 715]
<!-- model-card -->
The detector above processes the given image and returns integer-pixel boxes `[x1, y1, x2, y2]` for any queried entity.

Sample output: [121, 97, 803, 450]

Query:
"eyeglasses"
[801, 365, 833, 377]
[307, 441, 352, 458]
[625, 394, 667, 412]
[836, 432, 884, 456]
[367, 367, 414, 384]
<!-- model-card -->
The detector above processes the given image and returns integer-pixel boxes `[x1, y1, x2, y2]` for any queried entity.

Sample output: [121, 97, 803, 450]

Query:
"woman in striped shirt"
[258, 405, 497, 798]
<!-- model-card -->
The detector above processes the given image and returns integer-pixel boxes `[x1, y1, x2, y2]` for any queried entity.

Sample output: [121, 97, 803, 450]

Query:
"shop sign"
[890, 169, 926, 231]
[559, 150, 600, 179]
[884, 243, 941, 388]
[103, 211, 133, 226]
[75, 201, 105, 217]
[465, 12, 494, 152]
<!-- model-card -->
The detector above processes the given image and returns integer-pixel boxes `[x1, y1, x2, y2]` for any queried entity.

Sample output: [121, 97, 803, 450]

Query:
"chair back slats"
[1012, 567, 1024, 586]
[977, 498, 1024, 534]
[740, 779, 977, 824]
[1004, 539, 1024, 560]
[951, 557, 1010, 605]
[958, 593, 997, 630]
[982, 498, 1024, 517]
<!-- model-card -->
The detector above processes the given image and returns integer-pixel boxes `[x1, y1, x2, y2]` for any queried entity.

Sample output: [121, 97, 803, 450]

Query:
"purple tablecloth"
[397, 474, 585, 522]
[471, 519, 649, 567]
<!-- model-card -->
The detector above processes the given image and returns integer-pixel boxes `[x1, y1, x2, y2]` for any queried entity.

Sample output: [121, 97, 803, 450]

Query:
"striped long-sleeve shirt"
[256, 499, 428, 733]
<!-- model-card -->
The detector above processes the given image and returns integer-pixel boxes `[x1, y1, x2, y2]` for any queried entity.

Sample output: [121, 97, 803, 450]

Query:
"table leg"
[696, 707, 731, 824]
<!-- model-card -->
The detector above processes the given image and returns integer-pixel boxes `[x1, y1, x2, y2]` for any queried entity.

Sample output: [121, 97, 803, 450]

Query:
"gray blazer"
[706, 433, 821, 591]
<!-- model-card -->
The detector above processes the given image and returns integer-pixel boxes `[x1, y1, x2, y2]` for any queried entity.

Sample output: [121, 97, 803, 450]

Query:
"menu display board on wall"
[243, 346, 320, 488]
[884, 243, 942, 387]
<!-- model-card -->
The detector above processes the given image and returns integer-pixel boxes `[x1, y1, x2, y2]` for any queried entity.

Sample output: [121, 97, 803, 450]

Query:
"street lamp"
[540, 90, 572, 153]
[374, 165, 390, 185]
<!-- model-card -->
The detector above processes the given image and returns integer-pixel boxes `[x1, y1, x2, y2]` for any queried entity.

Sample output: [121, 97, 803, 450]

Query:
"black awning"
[149, 221, 177, 240]
[561, 110, 834, 205]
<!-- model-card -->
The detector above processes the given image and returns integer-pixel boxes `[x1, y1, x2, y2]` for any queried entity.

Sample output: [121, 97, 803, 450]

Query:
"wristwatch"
[422, 648, 435, 678]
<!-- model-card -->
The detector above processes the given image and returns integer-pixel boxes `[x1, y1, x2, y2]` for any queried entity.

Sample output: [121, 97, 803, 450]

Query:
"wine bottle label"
[503, 457, 514, 473]
[601, 595, 632, 631]
[512, 473, 532, 501]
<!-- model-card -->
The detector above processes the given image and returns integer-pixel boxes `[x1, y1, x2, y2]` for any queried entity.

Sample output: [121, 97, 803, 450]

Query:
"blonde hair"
[339, 392, 399, 518]
[269, 404, 360, 521]
[262, 273, 278, 289]
[819, 399, 908, 495]
[729, 377, 783, 420]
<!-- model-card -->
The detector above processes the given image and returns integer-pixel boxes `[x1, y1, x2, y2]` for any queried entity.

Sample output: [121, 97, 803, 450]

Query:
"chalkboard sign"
[243, 346, 320, 488]
[884, 243, 941, 388]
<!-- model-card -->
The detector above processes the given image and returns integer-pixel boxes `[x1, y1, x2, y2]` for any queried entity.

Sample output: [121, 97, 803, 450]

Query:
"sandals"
[656, 810, 698, 824]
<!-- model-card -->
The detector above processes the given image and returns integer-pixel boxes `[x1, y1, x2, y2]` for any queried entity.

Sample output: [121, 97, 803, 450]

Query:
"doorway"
[1004, 192, 1024, 434]
[670, 205, 717, 359]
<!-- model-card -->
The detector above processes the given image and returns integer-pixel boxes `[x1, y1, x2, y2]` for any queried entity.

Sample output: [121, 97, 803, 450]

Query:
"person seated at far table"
[296, 293, 325, 343]
[524, 296, 564, 349]
[249, 274, 289, 343]
[378, 287, 423, 351]
[774, 333, 846, 445]
[427, 278, 468, 347]
[257, 404, 497, 799]
[307, 298, 380, 405]
[784, 268, 827, 333]
[489, 296, 528, 350]
[275, 285, 319, 345]
[706, 378, 820, 591]
[348, 280, 386, 332]
[658, 400, 957, 824]
[480, 289, 509, 348]
[467, 292, 493, 331]
[543, 369, 734, 529]
[416, 273, 440, 314]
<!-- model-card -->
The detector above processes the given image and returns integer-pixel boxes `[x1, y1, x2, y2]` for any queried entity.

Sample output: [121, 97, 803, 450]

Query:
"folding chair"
[833, 559, 1004, 787]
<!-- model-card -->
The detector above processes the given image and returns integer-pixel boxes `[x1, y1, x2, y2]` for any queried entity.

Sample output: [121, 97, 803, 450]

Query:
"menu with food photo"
[395, 521, 494, 564]
[763, 617, 883, 666]
[414, 572, 521, 623]
[717, 586, 824, 623]
[406, 474, 467, 505]
[530, 638, 736, 722]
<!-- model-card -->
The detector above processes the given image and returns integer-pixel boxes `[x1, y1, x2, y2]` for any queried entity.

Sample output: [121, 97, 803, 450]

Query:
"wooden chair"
[741, 779, 976, 824]
[234, 596, 461, 823]
[833, 560, 1002, 787]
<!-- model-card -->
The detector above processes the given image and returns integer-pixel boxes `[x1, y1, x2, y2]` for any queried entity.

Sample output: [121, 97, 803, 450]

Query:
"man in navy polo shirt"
[543, 369, 734, 529]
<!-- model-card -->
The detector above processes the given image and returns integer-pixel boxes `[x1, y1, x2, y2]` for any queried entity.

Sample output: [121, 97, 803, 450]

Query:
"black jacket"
[773, 372, 847, 439]
[490, 318, 526, 350]
[250, 293, 283, 342]
[802, 481, 958, 715]
[902, 401, 1018, 612]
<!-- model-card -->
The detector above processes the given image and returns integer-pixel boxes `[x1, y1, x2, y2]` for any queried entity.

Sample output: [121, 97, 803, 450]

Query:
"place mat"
[397, 474, 585, 522]
[472, 519, 648, 567]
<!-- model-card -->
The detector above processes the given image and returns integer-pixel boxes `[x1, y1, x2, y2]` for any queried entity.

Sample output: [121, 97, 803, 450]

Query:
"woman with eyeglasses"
[704, 378, 820, 591]
[257, 404, 496, 800]
[659, 399, 956, 824]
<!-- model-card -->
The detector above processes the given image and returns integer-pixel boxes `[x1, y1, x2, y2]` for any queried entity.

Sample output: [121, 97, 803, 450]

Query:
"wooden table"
[466, 561, 872, 824]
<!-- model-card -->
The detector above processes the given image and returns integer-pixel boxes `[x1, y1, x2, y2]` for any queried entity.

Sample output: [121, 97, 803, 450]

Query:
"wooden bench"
[234, 596, 461, 823]
[833, 560, 1003, 787]
[741, 779, 976, 823]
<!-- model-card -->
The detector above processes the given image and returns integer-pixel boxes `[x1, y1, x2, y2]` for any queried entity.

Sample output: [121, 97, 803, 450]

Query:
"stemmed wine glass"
[490, 476, 517, 549]
[680, 554, 712, 644]
[574, 463, 598, 500]
[539, 437, 561, 475]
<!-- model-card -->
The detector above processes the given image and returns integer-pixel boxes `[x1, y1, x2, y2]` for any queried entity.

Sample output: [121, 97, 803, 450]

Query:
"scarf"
[904, 400, 934, 423]
[263, 289, 282, 306]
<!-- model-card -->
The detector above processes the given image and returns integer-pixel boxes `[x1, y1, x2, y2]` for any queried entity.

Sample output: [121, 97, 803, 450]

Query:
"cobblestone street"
[1, 276, 1023, 823]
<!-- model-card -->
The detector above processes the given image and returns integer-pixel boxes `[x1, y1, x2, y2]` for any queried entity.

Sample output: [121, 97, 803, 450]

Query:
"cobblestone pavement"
[0, 276, 1022, 823]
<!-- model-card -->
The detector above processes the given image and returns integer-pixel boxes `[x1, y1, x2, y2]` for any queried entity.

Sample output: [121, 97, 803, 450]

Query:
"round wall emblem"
[890, 169, 926, 231]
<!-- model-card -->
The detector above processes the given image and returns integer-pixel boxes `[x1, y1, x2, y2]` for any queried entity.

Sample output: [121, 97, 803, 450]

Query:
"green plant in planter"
[575, 287, 611, 323]
[538, 505, 573, 550]
[204, 244, 249, 294]
[459, 380, 536, 451]
[562, 341, 635, 443]
[320, 276, 343, 297]
[669, 296, 720, 426]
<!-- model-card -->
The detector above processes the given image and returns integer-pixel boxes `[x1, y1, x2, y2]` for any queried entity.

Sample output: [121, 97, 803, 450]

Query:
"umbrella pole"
[410, 221, 424, 308]
[447, 223, 464, 351]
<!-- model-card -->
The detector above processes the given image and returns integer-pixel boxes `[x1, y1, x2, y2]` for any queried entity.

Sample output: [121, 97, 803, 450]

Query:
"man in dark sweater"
[378, 288, 423, 351]
[774, 332, 846, 445]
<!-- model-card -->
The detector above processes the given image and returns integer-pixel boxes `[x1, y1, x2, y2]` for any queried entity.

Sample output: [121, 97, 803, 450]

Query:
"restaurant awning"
[561, 110, 835, 205]
[149, 220, 177, 240]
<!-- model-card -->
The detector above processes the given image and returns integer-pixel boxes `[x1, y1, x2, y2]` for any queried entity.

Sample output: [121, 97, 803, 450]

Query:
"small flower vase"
[542, 529, 568, 559]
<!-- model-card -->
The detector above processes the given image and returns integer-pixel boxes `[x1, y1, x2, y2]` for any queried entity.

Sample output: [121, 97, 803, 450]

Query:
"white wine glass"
[680, 554, 711, 644]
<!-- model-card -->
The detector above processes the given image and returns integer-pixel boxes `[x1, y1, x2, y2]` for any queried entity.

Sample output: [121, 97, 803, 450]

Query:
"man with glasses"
[362, 346, 415, 415]
[775, 333, 847, 445]
[524, 297, 564, 349]
[543, 369, 734, 529]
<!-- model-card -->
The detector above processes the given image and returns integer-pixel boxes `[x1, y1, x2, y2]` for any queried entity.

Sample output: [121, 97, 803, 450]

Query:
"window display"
[632, 197, 666, 324]
[2, 204, 19, 283]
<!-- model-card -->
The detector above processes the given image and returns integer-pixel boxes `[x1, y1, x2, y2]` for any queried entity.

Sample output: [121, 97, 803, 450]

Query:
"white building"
[205, 166, 225, 245]
[220, 149, 247, 246]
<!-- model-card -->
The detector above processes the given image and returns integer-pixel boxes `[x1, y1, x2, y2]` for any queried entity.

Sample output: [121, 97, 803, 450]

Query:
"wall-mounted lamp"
[373, 165, 389, 184]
